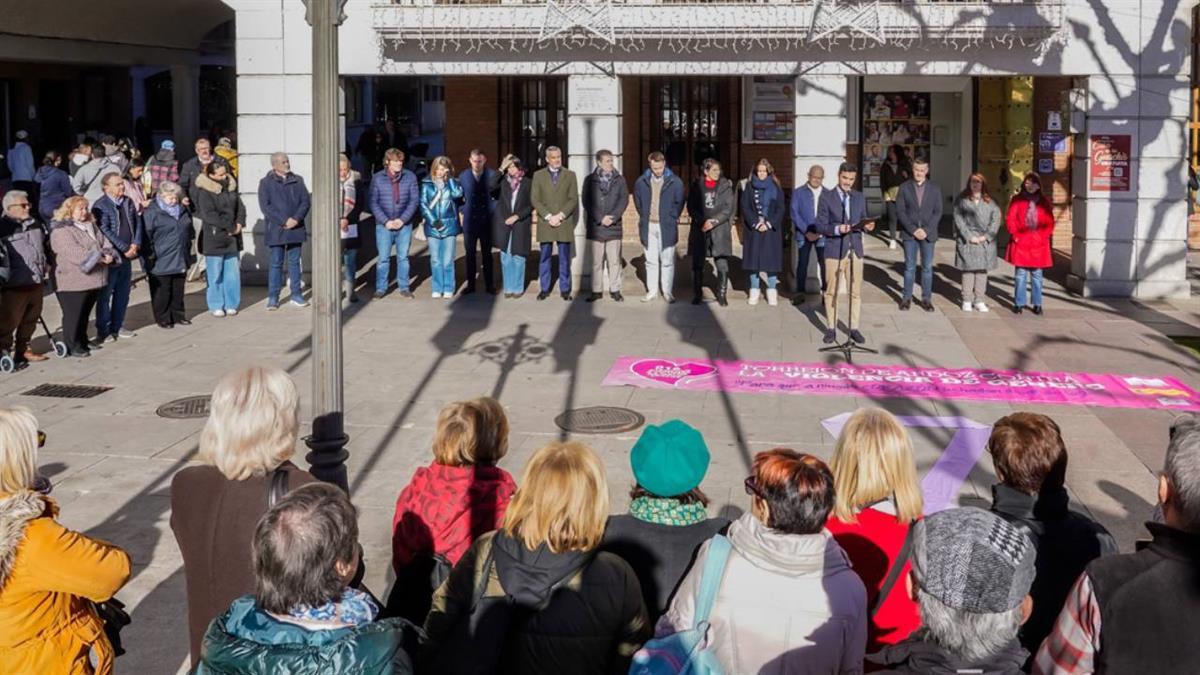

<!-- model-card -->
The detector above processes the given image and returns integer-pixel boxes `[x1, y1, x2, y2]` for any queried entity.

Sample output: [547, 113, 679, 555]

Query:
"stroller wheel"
[53, 342, 69, 358]
[0, 355, 13, 374]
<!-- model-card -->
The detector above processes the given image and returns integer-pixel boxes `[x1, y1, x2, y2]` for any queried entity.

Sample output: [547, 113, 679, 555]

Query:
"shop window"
[504, 78, 566, 168]
[647, 77, 727, 186]
[861, 92, 932, 191]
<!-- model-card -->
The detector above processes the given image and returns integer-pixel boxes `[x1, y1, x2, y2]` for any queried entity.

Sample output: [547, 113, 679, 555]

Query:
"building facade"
[228, 0, 1191, 298]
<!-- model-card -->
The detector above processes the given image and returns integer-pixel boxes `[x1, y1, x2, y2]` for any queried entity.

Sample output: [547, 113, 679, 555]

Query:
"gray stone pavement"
[4, 235, 1199, 673]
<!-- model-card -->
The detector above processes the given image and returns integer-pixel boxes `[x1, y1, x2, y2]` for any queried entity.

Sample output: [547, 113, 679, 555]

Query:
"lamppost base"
[304, 432, 350, 492]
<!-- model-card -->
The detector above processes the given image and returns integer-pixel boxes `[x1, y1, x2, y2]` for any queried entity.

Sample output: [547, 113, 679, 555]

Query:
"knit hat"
[911, 507, 1036, 614]
[160, 139, 175, 151]
[630, 420, 710, 498]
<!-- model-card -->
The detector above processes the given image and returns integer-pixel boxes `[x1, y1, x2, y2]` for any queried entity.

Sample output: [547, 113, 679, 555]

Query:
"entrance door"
[646, 78, 729, 186]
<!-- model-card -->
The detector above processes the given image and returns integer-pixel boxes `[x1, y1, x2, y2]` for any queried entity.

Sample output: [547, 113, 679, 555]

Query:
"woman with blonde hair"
[389, 396, 517, 622]
[422, 441, 650, 674]
[825, 407, 923, 653]
[420, 155, 464, 298]
[50, 195, 119, 357]
[0, 406, 131, 675]
[170, 365, 318, 669]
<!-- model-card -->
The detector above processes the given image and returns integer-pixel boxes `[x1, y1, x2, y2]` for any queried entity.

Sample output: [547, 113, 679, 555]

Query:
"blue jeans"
[539, 241, 571, 293]
[427, 234, 457, 295]
[95, 257, 131, 337]
[205, 253, 241, 311]
[1014, 267, 1044, 308]
[375, 225, 412, 293]
[796, 237, 826, 293]
[501, 240, 526, 294]
[268, 243, 303, 306]
[902, 238, 935, 302]
[343, 249, 357, 287]
[748, 272, 778, 290]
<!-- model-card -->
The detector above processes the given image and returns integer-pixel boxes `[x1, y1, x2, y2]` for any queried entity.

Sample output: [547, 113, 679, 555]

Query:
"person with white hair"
[1036, 414, 1200, 674]
[169, 365, 319, 669]
[0, 406, 131, 675]
[0, 190, 50, 366]
[142, 181, 195, 328]
[867, 507, 1037, 674]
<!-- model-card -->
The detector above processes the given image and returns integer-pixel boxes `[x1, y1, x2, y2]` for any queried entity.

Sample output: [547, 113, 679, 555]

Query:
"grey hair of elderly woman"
[157, 181, 183, 199]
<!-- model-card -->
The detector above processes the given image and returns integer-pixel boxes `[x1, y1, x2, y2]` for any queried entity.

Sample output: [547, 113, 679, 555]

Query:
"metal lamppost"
[303, 0, 350, 491]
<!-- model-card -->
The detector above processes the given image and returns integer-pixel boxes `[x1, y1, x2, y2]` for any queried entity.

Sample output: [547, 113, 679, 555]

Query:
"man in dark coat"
[816, 162, 874, 345]
[1036, 414, 1200, 674]
[895, 157, 943, 311]
[985, 413, 1116, 663]
[178, 137, 230, 281]
[258, 152, 311, 310]
[789, 164, 829, 304]
[457, 149, 497, 294]
[686, 158, 734, 307]
[0, 190, 47, 365]
[867, 508, 1036, 675]
[92, 173, 144, 343]
[633, 152, 684, 303]
[369, 148, 420, 298]
[581, 149, 629, 302]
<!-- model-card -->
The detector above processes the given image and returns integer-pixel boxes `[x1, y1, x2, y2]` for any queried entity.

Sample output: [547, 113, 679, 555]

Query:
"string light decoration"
[372, 0, 1066, 61]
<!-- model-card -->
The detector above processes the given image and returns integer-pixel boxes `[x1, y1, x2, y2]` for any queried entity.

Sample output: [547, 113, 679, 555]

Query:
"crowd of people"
[2, 129, 1058, 365]
[0, 362, 1196, 673]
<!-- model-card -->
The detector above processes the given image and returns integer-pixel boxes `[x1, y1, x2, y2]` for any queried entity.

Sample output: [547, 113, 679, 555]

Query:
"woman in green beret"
[599, 420, 730, 622]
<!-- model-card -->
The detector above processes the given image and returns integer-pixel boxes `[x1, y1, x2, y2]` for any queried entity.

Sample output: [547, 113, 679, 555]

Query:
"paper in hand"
[341, 224, 358, 240]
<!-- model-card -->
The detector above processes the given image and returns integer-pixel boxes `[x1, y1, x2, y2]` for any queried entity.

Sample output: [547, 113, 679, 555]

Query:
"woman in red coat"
[1005, 172, 1055, 315]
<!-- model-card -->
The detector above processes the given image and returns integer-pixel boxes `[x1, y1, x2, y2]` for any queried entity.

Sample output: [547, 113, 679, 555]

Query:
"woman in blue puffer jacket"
[419, 156, 463, 299]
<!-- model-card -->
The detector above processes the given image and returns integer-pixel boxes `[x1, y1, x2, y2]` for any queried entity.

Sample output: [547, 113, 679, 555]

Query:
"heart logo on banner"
[630, 359, 717, 387]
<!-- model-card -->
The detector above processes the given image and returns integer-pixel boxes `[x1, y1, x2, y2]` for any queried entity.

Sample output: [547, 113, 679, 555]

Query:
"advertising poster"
[747, 76, 794, 142]
[861, 92, 931, 187]
[1089, 134, 1131, 192]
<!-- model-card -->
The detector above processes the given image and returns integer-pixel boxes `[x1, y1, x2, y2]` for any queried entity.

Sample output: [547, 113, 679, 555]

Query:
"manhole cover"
[156, 395, 212, 419]
[554, 406, 645, 434]
[22, 383, 112, 399]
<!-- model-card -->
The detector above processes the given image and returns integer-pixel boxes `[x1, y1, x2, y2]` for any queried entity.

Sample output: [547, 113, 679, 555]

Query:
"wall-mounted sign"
[744, 76, 794, 143]
[1047, 111, 1062, 131]
[1038, 132, 1068, 154]
[1089, 134, 1131, 192]
[1038, 158, 1054, 174]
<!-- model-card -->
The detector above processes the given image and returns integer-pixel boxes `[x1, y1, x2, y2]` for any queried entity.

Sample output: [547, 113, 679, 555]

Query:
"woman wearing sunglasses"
[658, 449, 867, 673]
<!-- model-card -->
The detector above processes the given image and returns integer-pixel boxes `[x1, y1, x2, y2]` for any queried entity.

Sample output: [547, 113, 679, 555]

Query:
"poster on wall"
[1089, 134, 1131, 192]
[745, 76, 794, 143]
[862, 92, 932, 188]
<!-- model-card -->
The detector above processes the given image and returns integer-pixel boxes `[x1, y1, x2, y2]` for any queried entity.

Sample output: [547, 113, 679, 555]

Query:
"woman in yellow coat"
[0, 406, 131, 674]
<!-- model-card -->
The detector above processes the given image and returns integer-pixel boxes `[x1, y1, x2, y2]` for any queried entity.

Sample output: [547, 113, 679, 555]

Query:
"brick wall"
[443, 77, 500, 166]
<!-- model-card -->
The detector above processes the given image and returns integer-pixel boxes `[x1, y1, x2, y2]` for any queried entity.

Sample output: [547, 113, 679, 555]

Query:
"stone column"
[170, 64, 200, 154]
[566, 73, 622, 287]
[1069, 71, 1190, 299]
[793, 74, 850, 293]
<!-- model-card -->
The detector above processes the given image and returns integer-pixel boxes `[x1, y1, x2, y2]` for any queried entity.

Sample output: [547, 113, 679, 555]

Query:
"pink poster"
[602, 357, 1200, 412]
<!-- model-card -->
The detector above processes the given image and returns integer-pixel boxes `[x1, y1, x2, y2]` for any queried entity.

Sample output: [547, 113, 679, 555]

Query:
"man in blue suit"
[458, 149, 498, 294]
[789, 164, 829, 305]
[816, 162, 874, 345]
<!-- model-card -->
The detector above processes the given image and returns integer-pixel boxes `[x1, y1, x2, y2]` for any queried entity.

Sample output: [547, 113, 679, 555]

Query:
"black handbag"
[93, 597, 132, 657]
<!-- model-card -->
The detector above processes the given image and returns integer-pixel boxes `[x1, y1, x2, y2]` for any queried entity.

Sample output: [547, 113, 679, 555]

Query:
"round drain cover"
[157, 395, 212, 419]
[554, 406, 645, 434]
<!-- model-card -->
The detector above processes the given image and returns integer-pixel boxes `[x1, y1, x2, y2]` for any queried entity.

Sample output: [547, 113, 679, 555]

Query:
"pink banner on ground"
[602, 357, 1200, 412]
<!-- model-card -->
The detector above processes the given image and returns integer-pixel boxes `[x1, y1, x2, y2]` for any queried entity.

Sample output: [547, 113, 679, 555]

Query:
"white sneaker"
[961, 302, 973, 312]
[291, 299, 309, 308]
[212, 309, 226, 318]
[888, 239, 897, 250]
[642, 293, 658, 303]
[974, 301, 989, 313]
[664, 293, 675, 303]
[226, 308, 238, 316]
[431, 292, 442, 299]
[748, 288, 761, 306]
[443, 293, 453, 301]
[766, 288, 779, 306]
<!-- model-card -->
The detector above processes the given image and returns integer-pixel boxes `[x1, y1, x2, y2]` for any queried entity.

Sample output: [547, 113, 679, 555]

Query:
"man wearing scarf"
[582, 149, 629, 302]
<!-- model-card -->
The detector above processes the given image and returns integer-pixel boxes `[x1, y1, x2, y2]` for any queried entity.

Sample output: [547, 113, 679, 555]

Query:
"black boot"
[716, 271, 729, 307]
[692, 270, 704, 305]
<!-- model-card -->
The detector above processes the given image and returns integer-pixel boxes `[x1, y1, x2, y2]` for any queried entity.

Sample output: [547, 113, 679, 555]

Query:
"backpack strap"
[267, 467, 290, 509]
[692, 534, 732, 630]
[872, 524, 914, 619]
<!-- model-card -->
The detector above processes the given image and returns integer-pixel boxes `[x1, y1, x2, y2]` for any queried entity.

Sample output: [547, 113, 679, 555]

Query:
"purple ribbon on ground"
[822, 413, 992, 515]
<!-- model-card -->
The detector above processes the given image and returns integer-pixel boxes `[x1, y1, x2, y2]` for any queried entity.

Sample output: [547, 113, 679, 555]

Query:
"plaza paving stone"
[5, 238, 1198, 673]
